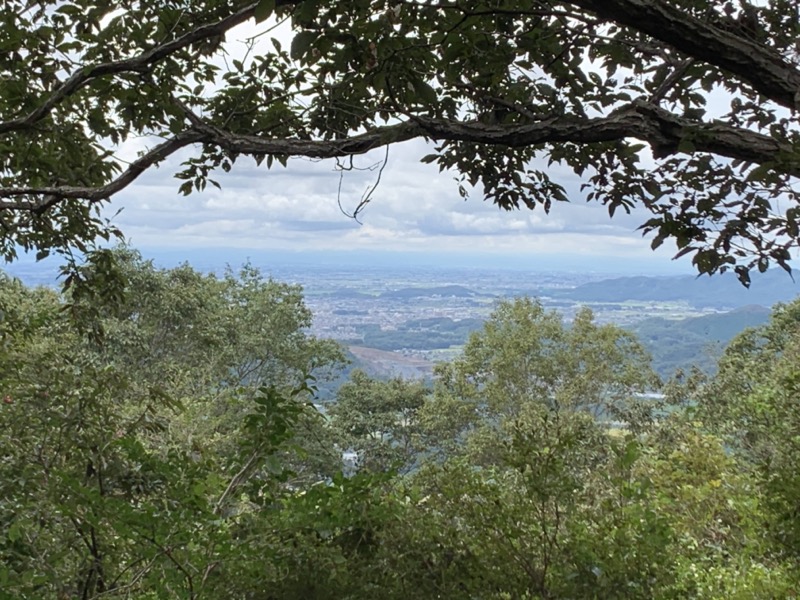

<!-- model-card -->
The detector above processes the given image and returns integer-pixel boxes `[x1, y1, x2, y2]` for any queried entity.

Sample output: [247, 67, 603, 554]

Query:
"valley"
[8, 256, 798, 379]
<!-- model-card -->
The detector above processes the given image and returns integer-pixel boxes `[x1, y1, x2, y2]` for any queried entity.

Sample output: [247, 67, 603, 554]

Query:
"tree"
[399, 298, 795, 598]
[0, 250, 345, 598]
[420, 297, 657, 461]
[2, 0, 800, 279]
[328, 369, 428, 473]
[61, 247, 346, 482]
[4, 255, 799, 598]
[695, 298, 800, 557]
[379, 296, 793, 598]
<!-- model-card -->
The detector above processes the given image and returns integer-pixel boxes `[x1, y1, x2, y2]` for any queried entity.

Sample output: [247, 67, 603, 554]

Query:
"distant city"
[6, 247, 799, 380]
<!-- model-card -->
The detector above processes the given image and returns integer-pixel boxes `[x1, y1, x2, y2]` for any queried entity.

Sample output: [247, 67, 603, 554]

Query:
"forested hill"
[5, 252, 800, 599]
[629, 305, 771, 376]
[555, 269, 798, 308]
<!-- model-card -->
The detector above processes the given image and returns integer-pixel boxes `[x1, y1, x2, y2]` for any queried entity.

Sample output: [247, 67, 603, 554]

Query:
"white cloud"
[109, 134, 685, 272]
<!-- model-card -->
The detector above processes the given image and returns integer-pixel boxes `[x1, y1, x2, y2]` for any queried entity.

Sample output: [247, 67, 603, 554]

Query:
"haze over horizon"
[7, 243, 715, 281]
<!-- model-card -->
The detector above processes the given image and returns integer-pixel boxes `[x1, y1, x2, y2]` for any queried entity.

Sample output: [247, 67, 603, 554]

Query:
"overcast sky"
[107, 135, 696, 273]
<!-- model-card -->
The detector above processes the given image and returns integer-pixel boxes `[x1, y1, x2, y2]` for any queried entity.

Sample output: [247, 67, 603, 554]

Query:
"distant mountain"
[677, 305, 771, 339]
[380, 285, 486, 299]
[629, 305, 771, 377]
[558, 269, 798, 309]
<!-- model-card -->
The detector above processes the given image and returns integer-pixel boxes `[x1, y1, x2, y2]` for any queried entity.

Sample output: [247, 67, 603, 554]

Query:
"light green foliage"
[635, 420, 787, 598]
[696, 297, 800, 558]
[329, 369, 428, 473]
[0, 248, 344, 598]
[346, 297, 797, 598]
[2, 257, 800, 597]
[421, 298, 658, 460]
[396, 298, 671, 597]
[3, 1, 800, 277]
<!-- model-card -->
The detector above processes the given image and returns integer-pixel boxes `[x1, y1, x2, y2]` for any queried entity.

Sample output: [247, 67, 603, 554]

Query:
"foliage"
[639, 419, 781, 598]
[2, 254, 800, 597]
[420, 298, 658, 461]
[0, 249, 344, 598]
[696, 297, 800, 558]
[3, 1, 800, 277]
[328, 369, 428, 473]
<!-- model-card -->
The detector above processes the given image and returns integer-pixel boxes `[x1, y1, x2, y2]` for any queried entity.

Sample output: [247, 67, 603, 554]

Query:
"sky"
[110, 131, 692, 275]
[93, 14, 699, 276]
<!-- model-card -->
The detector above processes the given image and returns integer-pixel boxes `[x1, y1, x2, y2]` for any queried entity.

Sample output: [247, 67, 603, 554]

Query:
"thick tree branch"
[196, 119, 422, 158]
[1, 103, 797, 212]
[207, 103, 799, 174]
[0, 130, 202, 208]
[565, 0, 800, 110]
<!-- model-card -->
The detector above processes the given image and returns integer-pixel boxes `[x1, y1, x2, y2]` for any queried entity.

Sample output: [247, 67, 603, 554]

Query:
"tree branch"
[0, 1, 300, 135]
[206, 103, 799, 175]
[649, 58, 695, 104]
[214, 448, 263, 515]
[0, 130, 202, 208]
[565, 0, 800, 110]
[2, 103, 796, 211]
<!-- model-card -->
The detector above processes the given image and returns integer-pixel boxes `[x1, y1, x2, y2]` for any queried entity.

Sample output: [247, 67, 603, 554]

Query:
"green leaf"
[7, 521, 22, 543]
[254, 0, 276, 23]
[413, 81, 438, 105]
[746, 164, 773, 182]
[734, 266, 751, 287]
[291, 30, 318, 62]
[264, 454, 283, 475]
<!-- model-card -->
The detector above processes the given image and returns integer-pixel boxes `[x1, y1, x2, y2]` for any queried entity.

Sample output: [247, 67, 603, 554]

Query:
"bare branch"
[214, 449, 263, 516]
[189, 119, 422, 158]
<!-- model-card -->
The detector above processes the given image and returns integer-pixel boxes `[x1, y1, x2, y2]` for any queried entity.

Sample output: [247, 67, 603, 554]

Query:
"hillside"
[558, 269, 798, 309]
[628, 305, 771, 377]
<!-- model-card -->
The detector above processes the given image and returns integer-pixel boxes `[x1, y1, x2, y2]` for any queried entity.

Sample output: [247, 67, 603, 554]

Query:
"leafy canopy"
[420, 298, 658, 460]
[2, 1, 800, 279]
[0, 249, 344, 598]
[695, 298, 800, 557]
[3, 257, 800, 598]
